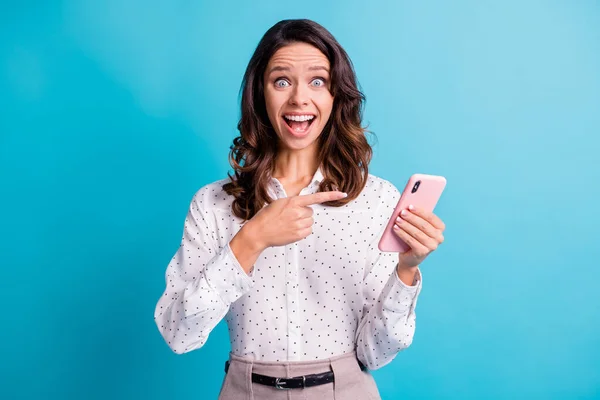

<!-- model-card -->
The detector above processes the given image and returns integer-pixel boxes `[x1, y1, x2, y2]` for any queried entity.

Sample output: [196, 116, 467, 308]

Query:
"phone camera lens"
[411, 181, 421, 193]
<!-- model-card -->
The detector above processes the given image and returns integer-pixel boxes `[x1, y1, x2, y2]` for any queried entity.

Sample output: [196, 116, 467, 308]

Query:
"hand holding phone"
[378, 174, 447, 253]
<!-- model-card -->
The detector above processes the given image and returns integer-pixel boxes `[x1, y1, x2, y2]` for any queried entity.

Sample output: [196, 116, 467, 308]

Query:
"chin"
[278, 126, 322, 150]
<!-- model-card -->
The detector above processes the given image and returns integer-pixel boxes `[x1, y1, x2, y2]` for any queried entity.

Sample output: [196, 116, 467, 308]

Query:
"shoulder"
[356, 172, 402, 211]
[189, 177, 235, 212]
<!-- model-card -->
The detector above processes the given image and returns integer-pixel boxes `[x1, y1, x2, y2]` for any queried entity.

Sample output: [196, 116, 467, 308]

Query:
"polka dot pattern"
[154, 167, 422, 369]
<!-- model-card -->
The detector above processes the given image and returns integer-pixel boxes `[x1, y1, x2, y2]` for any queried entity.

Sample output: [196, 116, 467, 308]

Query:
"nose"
[288, 84, 309, 107]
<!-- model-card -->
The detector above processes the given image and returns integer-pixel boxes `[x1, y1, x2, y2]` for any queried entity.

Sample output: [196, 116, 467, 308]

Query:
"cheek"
[263, 91, 280, 121]
[315, 95, 334, 121]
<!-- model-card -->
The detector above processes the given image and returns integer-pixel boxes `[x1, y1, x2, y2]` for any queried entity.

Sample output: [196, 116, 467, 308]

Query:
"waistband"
[227, 351, 366, 377]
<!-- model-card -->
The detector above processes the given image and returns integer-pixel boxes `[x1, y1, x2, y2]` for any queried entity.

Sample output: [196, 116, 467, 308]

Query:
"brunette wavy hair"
[222, 19, 375, 221]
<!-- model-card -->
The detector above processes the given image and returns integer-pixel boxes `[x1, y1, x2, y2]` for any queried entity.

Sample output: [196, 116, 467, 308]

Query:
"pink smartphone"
[378, 173, 447, 252]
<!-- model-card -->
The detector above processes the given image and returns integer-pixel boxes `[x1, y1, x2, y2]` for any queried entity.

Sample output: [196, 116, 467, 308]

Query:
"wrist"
[229, 222, 266, 275]
[239, 221, 266, 253]
[397, 261, 418, 272]
[396, 263, 419, 286]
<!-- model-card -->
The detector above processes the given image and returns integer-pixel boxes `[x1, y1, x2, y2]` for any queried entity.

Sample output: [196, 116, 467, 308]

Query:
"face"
[263, 42, 334, 152]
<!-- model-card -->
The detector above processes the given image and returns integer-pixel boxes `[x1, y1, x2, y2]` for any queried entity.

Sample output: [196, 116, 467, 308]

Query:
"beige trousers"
[217, 351, 381, 400]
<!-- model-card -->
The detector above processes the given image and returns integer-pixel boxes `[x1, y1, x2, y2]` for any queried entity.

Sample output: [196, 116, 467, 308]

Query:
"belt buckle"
[275, 375, 306, 390]
[275, 378, 289, 390]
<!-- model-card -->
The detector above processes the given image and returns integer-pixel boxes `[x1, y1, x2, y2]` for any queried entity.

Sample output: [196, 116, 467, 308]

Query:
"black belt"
[224, 358, 367, 390]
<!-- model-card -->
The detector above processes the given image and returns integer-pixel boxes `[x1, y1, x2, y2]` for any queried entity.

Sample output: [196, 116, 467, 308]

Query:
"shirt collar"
[312, 165, 324, 185]
[270, 165, 324, 185]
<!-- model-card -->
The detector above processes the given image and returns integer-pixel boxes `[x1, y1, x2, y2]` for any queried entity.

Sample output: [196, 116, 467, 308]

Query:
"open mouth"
[282, 114, 316, 135]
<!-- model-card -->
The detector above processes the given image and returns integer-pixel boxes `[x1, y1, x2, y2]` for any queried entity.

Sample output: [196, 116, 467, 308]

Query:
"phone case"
[378, 173, 447, 252]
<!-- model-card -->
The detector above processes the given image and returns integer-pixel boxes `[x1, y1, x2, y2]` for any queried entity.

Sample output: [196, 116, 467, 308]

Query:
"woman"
[154, 19, 446, 399]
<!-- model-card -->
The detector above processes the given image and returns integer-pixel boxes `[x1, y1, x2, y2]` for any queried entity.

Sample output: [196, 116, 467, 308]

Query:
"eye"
[311, 78, 326, 87]
[275, 79, 290, 88]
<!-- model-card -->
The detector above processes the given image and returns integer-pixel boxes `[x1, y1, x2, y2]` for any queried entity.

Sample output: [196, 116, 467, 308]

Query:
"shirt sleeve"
[153, 191, 254, 354]
[354, 185, 423, 370]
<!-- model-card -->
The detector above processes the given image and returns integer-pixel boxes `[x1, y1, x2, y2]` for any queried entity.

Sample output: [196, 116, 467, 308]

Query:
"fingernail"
[408, 204, 415, 211]
[396, 216, 402, 223]
[401, 210, 407, 217]
[341, 192, 348, 197]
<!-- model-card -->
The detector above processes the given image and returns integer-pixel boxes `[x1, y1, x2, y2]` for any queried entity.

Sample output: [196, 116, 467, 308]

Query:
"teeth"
[284, 115, 315, 122]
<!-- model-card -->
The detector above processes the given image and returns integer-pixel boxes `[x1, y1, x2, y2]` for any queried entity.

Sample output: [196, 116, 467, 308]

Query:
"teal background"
[1, 1, 599, 399]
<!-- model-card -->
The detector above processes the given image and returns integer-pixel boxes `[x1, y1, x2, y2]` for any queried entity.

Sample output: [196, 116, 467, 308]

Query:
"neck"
[272, 148, 320, 184]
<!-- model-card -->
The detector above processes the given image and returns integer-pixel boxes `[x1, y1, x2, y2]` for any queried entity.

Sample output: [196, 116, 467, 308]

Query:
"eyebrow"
[267, 65, 330, 75]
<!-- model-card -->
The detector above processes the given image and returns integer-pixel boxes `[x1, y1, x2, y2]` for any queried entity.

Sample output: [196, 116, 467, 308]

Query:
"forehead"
[266, 42, 330, 72]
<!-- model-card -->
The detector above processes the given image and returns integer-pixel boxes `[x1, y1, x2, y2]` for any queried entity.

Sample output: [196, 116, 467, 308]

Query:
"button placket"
[286, 240, 301, 360]
[287, 184, 313, 360]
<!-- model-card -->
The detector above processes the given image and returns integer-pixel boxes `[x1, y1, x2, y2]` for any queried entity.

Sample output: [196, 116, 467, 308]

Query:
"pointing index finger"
[293, 191, 348, 207]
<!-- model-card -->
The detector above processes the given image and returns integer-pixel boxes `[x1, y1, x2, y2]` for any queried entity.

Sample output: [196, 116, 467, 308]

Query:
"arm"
[354, 181, 423, 370]
[153, 191, 259, 354]
[354, 230, 423, 370]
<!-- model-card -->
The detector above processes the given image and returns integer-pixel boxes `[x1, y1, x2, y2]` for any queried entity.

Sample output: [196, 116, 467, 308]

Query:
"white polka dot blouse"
[154, 167, 422, 370]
